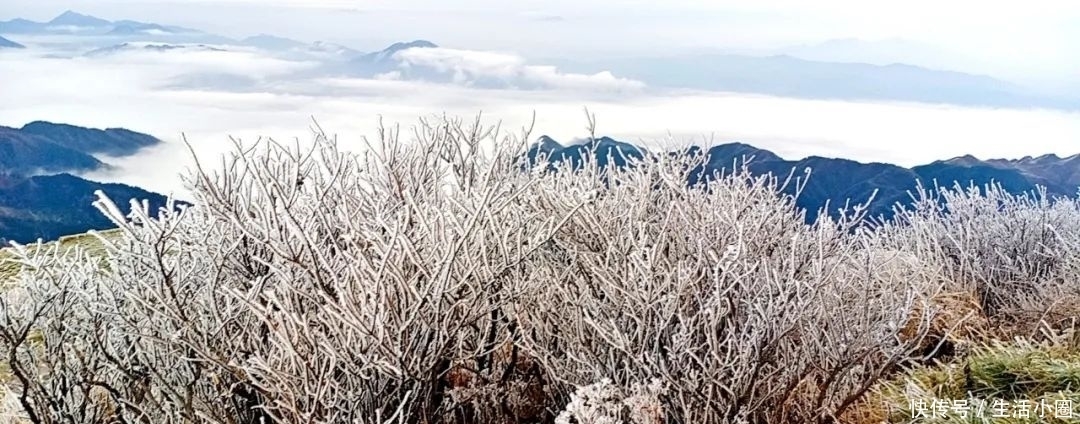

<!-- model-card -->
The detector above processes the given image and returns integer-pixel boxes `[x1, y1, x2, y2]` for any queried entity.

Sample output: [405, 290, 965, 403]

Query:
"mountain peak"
[380, 40, 437, 55]
[48, 10, 111, 27]
[942, 154, 984, 167]
[360, 40, 439, 64]
[705, 142, 783, 164]
[19, 121, 161, 156]
[22, 120, 78, 131]
[530, 135, 563, 153]
[389, 40, 437, 50]
[536, 135, 560, 145]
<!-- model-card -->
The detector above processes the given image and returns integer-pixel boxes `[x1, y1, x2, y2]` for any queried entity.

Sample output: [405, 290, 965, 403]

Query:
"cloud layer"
[2, 43, 1079, 200]
[385, 47, 645, 92]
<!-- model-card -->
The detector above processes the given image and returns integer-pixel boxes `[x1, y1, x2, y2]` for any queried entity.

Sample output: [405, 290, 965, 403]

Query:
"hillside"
[0, 230, 114, 285]
[0, 126, 104, 173]
[0, 173, 173, 244]
[0, 121, 170, 244]
[0, 122, 161, 174]
[19, 121, 161, 156]
[0, 36, 23, 49]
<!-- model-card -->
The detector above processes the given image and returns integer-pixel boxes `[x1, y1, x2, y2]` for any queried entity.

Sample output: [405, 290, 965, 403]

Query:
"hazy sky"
[3, 0, 1077, 84]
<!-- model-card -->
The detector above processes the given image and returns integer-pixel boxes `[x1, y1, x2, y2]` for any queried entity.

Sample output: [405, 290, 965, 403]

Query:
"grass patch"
[0, 230, 119, 421]
[0, 230, 118, 287]
[861, 335, 1080, 423]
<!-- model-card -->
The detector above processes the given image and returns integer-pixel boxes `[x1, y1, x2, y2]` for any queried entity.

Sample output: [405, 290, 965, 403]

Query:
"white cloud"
[86, 44, 317, 78]
[393, 47, 645, 92]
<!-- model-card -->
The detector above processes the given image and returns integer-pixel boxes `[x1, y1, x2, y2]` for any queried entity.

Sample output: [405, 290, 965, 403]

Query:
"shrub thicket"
[1, 116, 1078, 423]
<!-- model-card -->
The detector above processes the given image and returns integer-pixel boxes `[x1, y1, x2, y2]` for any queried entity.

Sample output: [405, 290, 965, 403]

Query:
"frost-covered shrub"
[0, 116, 566, 423]
[554, 379, 663, 424]
[878, 182, 1080, 328]
[514, 151, 939, 423]
[0, 115, 943, 424]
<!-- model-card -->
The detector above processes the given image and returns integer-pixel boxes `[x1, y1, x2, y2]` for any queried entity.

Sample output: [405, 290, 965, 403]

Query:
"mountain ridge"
[0, 35, 23, 48]
[550, 54, 1076, 110]
[0, 10, 198, 35]
[348, 39, 439, 75]
[526, 136, 1080, 222]
[0, 173, 174, 244]
[19, 121, 161, 156]
[2, 123, 1077, 242]
[47, 10, 112, 27]
[0, 120, 162, 175]
[0, 126, 105, 174]
[0, 121, 172, 244]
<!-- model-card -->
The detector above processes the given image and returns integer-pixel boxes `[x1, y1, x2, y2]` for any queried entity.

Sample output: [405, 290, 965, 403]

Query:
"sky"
[3, 0, 1077, 84]
[1, 1, 1078, 197]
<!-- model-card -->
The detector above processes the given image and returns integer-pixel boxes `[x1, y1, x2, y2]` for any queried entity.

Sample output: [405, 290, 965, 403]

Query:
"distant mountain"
[0, 121, 170, 243]
[687, 145, 921, 221]
[108, 22, 179, 36]
[525, 136, 1080, 222]
[305, 41, 359, 57]
[113, 19, 196, 33]
[912, 161, 1048, 197]
[0, 10, 111, 33]
[19, 121, 160, 156]
[985, 154, 1080, 192]
[0, 36, 23, 48]
[523, 135, 564, 168]
[0, 18, 41, 33]
[2, 11, 368, 59]
[0, 127, 104, 174]
[236, 34, 360, 62]
[47, 10, 112, 28]
[349, 40, 439, 75]
[551, 54, 1079, 110]
[0, 10, 199, 37]
[359, 40, 438, 63]
[692, 142, 783, 167]
[86, 42, 227, 56]
[241, 34, 308, 51]
[925, 153, 1080, 196]
[345, 40, 592, 88]
[0, 122, 160, 174]
[777, 38, 965, 70]
[540, 136, 648, 170]
[0, 173, 173, 244]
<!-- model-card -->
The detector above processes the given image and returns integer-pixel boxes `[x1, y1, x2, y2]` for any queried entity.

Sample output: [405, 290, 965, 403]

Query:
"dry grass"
[902, 290, 991, 362]
[0, 231, 116, 287]
[0, 230, 119, 424]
